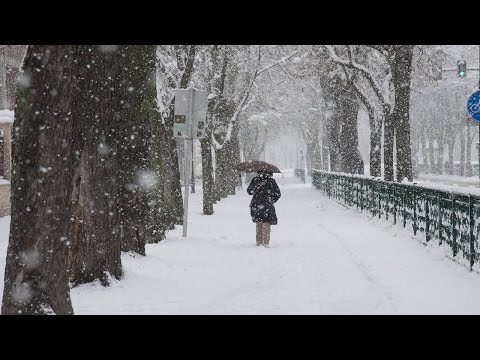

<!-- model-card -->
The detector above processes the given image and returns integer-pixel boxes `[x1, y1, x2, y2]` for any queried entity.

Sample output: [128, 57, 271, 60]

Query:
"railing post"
[403, 188, 406, 228]
[393, 185, 397, 225]
[353, 177, 356, 207]
[326, 174, 329, 197]
[335, 176, 338, 200]
[469, 195, 475, 271]
[356, 178, 359, 210]
[346, 177, 350, 205]
[324, 173, 327, 195]
[425, 192, 430, 242]
[378, 182, 381, 219]
[437, 192, 442, 245]
[344, 177, 348, 205]
[330, 176, 333, 198]
[452, 196, 457, 258]
[413, 187, 417, 236]
[385, 184, 389, 221]
[364, 180, 366, 211]
[329, 174, 331, 196]
[360, 180, 363, 211]
[332, 176, 335, 199]
[371, 182, 375, 217]
[325, 173, 328, 196]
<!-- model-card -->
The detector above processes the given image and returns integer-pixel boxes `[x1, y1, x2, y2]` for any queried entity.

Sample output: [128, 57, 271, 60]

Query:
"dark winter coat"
[247, 175, 281, 225]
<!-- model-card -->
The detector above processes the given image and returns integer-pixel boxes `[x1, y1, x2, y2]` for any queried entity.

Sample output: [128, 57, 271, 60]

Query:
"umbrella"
[234, 160, 281, 173]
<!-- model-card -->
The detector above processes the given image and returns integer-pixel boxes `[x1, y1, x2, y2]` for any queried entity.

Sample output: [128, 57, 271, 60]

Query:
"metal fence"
[312, 169, 480, 272]
[294, 168, 306, 183]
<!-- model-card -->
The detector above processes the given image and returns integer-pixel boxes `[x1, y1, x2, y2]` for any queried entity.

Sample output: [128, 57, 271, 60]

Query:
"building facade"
[0, 110, 12, 217]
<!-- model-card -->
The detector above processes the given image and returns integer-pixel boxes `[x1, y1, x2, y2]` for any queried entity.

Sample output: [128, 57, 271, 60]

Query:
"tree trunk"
[201, 46, 224, 212]
[391, 45, 414, 182]
[384, 113, 395, 181]
[215, 146, 228, 199]
[459, 130, 465, 176]
[311, 130, 322, 170]
[226, 126, 240, 196]
[161, 121, 184, 227]
[437, 133, 445, 175]
[327, 83, 363, 175]
[233, 132, 242, 189]
[2, 45, 77, 315]
[447, 139, 455, 175]
[420, 132, 428, 174]
[445, 125, 455, 176]
[68, 45, 125, 286]
[116, 45, 156, 256]
[466, 125, 473, 177]
[201, 137, 215, 215]
[155, 125, 180, 230]
[428, 137, 435, 175]
[370, 114, 382, 177]
[148, 109, 167, 242]
[338, 92, 364, 174]
[0, 49, 7, 109]
[212, 97, 235, 201]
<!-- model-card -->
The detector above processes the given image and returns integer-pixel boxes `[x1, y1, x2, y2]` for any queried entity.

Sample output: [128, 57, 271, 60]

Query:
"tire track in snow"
[314, 203, 399, 314]
[199, 252, 291, 314]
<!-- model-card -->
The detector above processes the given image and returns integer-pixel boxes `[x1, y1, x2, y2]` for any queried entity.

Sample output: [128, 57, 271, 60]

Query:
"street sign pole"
[191, 140, 195, 194]
[182, 89, 194, 237]
[174, 87, 207, 237]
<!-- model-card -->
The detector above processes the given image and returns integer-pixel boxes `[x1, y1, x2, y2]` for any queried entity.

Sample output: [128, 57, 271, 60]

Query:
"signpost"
[173, 88, 207, 237]
[455, 46, 480, 182]
[467, 89, 480, 181]
[467, 90, 480, 122]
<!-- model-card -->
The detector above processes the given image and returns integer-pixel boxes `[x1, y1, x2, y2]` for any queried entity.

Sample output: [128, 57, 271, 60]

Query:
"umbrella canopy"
[234, 160, 281, 173]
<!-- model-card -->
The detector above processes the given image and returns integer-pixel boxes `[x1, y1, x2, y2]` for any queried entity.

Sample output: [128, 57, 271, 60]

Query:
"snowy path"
[3, 170, 480, 314]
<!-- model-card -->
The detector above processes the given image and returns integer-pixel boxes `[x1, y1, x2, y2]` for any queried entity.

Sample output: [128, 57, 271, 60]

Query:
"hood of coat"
[256, 171, 273, 178]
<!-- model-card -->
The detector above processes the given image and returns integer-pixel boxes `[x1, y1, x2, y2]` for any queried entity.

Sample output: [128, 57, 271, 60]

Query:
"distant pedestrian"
[247, 170, 281, 247]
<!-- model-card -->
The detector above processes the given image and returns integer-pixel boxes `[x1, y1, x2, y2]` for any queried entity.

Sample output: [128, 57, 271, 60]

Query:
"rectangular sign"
[173, 89, 208, 139]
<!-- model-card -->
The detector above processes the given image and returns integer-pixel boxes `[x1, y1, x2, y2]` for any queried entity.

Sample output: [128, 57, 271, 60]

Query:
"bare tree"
[326, 45, 414, 181]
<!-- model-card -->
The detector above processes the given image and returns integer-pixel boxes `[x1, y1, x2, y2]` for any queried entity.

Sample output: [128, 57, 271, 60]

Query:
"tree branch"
[325, 45, 390, 113]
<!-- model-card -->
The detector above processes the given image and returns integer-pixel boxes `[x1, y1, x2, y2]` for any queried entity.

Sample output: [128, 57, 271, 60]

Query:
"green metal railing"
[312, 169, 480, 272]
[294, 168, 306, 183]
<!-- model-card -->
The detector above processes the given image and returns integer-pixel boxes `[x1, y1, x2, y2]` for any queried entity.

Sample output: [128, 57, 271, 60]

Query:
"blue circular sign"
[467, 90, 480, 122]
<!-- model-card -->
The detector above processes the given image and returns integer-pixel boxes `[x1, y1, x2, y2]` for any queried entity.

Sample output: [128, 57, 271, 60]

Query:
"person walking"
[247, 170, 281, 247]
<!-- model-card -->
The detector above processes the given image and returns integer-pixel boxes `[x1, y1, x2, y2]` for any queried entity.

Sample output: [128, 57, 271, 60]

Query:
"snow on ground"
[415, 173, 480, 195]
[417, 173, 480, 186]
[2, 170, 480, 314]
[0, 216, 10, 294]
[0, 110, 14, 123]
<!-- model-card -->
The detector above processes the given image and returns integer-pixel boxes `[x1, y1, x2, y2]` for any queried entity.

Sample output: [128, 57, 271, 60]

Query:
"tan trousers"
[256, 222, 271, 246]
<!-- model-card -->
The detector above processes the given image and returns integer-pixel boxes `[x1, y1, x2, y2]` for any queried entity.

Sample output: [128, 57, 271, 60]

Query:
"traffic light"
[457, 60, 466, 78]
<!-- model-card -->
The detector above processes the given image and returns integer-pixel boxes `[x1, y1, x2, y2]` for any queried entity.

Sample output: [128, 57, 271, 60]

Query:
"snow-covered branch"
[213, 47, 299, 150]
[256, 50, 299, 76]
[325, 45, 391, 113]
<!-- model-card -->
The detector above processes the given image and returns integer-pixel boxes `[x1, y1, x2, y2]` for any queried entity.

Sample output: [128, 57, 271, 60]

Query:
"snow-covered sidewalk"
[2, 170, 480, 314]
